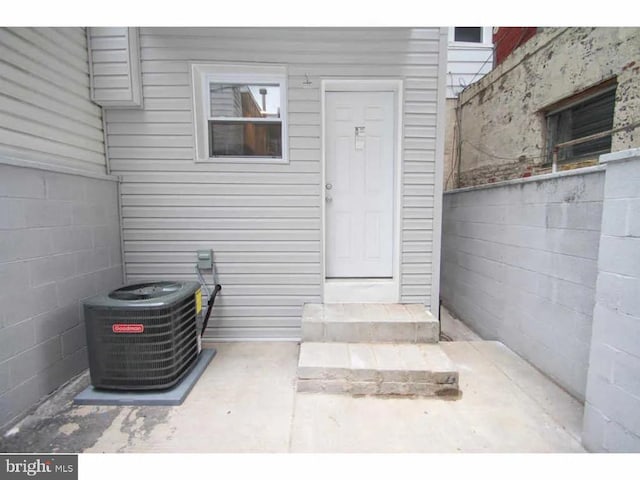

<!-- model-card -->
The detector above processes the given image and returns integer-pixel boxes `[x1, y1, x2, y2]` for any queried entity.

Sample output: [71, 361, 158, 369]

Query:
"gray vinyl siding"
[87, 27, 143, 108]
[104, 27, 442, 339]
[446, 43, 493, 98]
[0, 27, 105, 174]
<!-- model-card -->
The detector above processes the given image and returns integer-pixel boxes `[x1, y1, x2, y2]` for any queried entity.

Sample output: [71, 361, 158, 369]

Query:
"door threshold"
[324, 278, 398, 303]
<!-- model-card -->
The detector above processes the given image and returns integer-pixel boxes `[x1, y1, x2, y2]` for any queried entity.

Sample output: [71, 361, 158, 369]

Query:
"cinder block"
[627, 199, 640, 238]
[56, 273, 97, 306]
[596, 272, 640, 318]
[599, 235, 640, 278]
[28, 253, 76, 287]
[44, 172, 85, 201]
[582, 403, 609, 452]
[0, 198, 26, 229]
[9, 337, 62, 388]
[72, 203, 107, 226]
[0, 261, 30, 296]
[612, 350, 640, 400]
[1, 282, 59, 328]
[600, 199, 629, 236]
[0, 229, 53, 263]
[0, 375, 42, 430]
[0, 360, 9, 395]
[108, 245, 123, 268]
[83, 178, 118, 206]
[93, 224, 120, 249]
[32, 304, 80, 344]
[603, 161, 640, 199]
[50, 226, 93, 254]
[604, 420, 640, 453]
[550, 228, 601, 260]
[0, 319, 35, 363]
[23, 199, 72, 228]
[90, 266, 124, 295]
[62, 323, 86, 356]
[0, 165, 45, 199]
[37, 347, 88, 397]
[545, 202, 604, 231]
[586, 343, 617, 381]
[592, 303, 640, 358]
[75, 248, 110, 275]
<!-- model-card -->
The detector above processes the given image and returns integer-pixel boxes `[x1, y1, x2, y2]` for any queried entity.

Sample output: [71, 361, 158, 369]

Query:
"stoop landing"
[302, 303, 439, 343]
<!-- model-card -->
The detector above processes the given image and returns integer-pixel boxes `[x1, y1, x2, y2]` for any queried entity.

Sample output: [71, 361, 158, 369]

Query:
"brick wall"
[441, 168, 604, 399]
[582, 149, 640, 452]
[0, 164, 123, 430]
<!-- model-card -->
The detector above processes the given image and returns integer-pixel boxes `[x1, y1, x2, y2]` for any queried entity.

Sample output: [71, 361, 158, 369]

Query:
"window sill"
[448, 41, 493, 49]
[194, 156, 289, 165]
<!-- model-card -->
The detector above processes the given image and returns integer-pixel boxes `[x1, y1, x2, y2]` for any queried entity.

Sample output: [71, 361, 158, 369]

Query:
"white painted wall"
[442, 168, 605, 399]
[102, 27, 445, 340]
[0, 27, 106, 174]
[583, 149, 640, 452]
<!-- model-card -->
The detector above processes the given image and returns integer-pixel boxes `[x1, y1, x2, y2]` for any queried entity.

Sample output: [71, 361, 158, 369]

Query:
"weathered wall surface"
[454, 27, 640, 188]
[441, 168, 604, 399]
[0, 165, 122, 430]
[443, 99, 458, 190]
[583, 149, 640, 452]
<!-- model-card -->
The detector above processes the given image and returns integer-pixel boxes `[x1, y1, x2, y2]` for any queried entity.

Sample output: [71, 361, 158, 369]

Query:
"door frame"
[320, 79, 404, 303]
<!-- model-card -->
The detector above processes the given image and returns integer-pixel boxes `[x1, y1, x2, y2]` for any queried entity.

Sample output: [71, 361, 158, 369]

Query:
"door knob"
[325, 183, 332, 190]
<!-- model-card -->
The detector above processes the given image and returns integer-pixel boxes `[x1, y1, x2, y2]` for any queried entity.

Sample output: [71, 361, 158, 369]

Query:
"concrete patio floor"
[0, 338, 585, 453]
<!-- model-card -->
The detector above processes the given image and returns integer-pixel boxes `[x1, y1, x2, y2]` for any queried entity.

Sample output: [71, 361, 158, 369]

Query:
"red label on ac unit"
[112, 324, 144, 334]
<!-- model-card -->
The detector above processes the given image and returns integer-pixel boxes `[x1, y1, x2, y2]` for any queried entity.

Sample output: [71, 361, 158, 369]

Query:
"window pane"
[209, 121, 282, 157]
[549, 88, 616, 163]
[454, 27, 482, 43]
[210, 83, 281, 118]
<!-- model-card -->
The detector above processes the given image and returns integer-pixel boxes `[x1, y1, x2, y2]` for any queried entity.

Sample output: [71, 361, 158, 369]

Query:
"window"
[191, 64, 287, 163]
[546, 86, 616, 164]
[454, 27, 483, 43]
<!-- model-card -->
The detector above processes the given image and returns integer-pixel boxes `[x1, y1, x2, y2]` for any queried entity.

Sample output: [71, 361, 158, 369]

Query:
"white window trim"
[448, 27, 493, 47]
[190, 63, 288, 164]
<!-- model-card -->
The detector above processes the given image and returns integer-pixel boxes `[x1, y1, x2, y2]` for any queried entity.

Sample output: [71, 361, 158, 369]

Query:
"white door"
[325, 91, 395, 278]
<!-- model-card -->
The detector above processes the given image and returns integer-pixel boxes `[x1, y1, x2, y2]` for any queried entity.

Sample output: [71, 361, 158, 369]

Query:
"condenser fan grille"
[108, 281, 183, 301]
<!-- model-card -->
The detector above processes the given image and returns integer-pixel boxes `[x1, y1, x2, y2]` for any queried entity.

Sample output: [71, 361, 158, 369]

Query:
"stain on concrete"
[117, 406, 172, 450]
[0, 371, 171, 454]
[0, 373, 121, 453]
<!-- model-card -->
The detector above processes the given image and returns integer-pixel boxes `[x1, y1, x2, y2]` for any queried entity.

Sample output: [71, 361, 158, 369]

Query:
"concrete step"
[302, 303, 439, 343]
[297, 342, 459, 397]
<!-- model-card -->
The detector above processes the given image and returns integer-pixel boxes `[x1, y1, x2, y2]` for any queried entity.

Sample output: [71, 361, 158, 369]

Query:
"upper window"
[454, 27, 483, 43]
[191, 64, 287, 163]
[546, 86, 616, 164]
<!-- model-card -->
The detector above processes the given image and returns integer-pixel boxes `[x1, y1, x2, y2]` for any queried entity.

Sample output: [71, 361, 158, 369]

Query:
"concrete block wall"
[0, 164, 123, 430]
[582, 149, 640, 452]
[441, 168, 605, 399]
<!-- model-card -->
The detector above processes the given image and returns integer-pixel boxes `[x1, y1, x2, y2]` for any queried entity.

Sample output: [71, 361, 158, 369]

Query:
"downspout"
[101, 107, 126, 285]
[88, 27, 126, 285]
